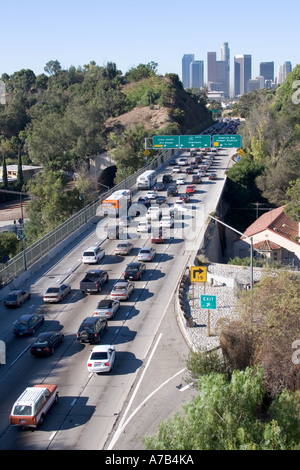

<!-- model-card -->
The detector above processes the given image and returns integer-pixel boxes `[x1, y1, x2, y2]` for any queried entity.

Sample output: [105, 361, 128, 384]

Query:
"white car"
[146, 206, 161, 220]
[172, 166, 181, 173]
[137, 220, 151, 233]
[87, 345, 116, 373]
[137, 247, 156, 261]
[160, 215, 174, 228]
[174, 200, 188, 211]
[82, 246, 105, 264]
[176, 177, 186, 185]
[145, 190, 158, 200]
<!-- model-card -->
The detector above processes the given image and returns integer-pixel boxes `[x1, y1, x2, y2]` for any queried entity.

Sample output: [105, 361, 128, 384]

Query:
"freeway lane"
[0, 148, 235, 450]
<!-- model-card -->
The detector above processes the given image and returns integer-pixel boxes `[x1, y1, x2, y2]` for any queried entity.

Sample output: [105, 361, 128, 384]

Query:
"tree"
[220, 271, 300, 396]
[143, 367, 300, 450]
[284, 178, 300, 222]
[16, 146, 24, 190]
[44, 60, 62, 76]
[1, 155, 8, 189]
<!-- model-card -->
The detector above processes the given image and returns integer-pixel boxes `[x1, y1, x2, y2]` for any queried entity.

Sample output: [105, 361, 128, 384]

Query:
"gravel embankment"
[183, 264, 262, 351]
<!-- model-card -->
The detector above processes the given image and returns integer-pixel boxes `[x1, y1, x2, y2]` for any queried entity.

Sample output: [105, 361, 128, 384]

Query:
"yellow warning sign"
[190, 266, 207, 283]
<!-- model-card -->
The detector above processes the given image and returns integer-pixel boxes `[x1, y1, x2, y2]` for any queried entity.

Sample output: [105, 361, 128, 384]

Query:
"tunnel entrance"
[97, 165, 117, 194]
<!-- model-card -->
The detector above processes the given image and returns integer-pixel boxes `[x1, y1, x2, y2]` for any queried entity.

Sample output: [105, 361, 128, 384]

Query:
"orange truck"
[102, 190, 131, 217]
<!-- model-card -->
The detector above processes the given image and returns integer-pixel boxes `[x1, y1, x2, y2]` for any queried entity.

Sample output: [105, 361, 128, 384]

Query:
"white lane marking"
[178, 382, 193, 392]
[49, 431, 57, 441]
[10, 345, 30, 366]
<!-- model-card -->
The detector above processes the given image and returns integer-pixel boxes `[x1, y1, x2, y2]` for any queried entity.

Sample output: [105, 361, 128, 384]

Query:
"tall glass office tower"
[221, 42, 230, 97]
[182, 54, 195, 88]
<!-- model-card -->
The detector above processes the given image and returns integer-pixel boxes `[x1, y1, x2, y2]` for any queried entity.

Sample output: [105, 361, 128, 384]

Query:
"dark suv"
[76, 317, 108, 344]
[167, 185, 178, 196]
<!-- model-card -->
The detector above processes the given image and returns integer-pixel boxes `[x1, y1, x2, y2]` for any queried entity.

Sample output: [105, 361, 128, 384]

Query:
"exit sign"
[200, 295, 216, 309]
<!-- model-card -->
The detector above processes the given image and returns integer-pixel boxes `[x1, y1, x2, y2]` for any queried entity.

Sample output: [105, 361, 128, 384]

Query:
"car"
[4, 289, 31, 308]
[137, 196, 151, 207]
[93, 299, 120, 319]
[151, 228, 164, 244]
[115, 242, 134, 256]
[146, 206, 161, 220]
[79, 270, 109, 294]
[162, 174, 172, 183]
[105, 225, 124, 239]
[110, 281, 135, 300]
[13, 314, 45, 336]
[174, 200, 188, 211]
[119, 216, 132, 227]
[185, 167, 194, 174]
[155, 196, 167, 205]
[136, 220, 151, 233]
[177, 157, 189, 166]
[208, 173, 217, 180]
[159, 215, 174, 228]
[30, 332, 64, 356]
[197, 170, 206, 177]
[172, 166, 182, 173]
[123, 262, 146, 280]
[87, 345, 116, 373]
[145, 190, 158, 200]
[178, 193, 190, 203]
[176, 177, 186, 185]
[82, 246, 105, 264]
[153, 182, 165, 191]
[186, 185, 196, 194]
[43, 284, 71, 303]
[137, 247, 156, 261]
[167, 185, 178, 196]
[77, 317, 108, 344]
[192, 175, 202, 184]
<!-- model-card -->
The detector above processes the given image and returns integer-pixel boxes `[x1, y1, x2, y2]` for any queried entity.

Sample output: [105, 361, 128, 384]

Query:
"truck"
[102, 192, 128, 217]
[79, 270, 109, 294]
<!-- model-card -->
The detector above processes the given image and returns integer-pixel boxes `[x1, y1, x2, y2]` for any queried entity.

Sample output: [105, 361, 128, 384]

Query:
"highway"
[0, 146, 235, 450]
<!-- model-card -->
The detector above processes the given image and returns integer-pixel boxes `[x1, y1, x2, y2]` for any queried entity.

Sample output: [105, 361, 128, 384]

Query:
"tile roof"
[243, 206, 299, 243]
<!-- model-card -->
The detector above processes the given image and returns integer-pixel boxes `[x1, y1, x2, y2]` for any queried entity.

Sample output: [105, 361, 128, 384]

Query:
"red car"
[178, 194, 190, 202]
[186, 185, 196, 194]
[151, 228, 164, 244]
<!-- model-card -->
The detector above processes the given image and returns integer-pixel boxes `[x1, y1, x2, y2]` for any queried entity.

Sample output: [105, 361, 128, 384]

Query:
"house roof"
[243, 206, 299, 241]
[253, 240, 282, 251]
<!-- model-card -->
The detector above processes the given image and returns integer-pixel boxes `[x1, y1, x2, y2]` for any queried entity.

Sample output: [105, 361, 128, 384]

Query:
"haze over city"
[0, 0, 298, 85]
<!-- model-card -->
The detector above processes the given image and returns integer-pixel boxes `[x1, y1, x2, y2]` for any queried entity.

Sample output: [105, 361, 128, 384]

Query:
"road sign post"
[200, 295, 216, 337]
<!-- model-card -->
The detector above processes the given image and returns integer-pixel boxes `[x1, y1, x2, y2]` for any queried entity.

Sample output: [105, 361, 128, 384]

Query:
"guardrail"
[0, 149, 175, 288]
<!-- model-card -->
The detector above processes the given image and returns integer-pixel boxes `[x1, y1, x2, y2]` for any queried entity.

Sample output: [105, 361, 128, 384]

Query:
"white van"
[10, 384, 58, 428]
[177, 157, 189, 166]
[82, 246, 105, 264]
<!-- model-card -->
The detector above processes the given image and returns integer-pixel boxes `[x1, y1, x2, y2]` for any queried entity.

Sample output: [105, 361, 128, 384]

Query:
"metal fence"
[0, 149, 175, 287]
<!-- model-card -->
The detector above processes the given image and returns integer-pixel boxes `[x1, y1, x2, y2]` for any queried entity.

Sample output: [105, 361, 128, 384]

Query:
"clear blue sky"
[1, 0, 298, 86]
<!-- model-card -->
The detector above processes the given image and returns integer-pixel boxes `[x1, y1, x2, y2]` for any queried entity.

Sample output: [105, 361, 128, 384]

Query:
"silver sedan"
[43, 284, 71, 303]
[110, 281, 135, 301]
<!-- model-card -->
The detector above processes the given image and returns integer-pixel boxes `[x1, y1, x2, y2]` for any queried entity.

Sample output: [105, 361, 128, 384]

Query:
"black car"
[192, 175, 202, 184]
[155, 196, 167, 205]
[30, 332, 64, 356]
[13, 314, 45, 336]
[123, 262, 146, 280]
[76, 317, 108, 344]
[137, 196, 151, 208]
[162, 174, 173, 183]
[154, 182, 165, 191]
[167, 185, 178, 197]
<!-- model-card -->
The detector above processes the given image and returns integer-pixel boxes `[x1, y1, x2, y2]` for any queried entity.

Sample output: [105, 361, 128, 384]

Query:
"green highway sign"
[153, 135, 211, 149]
[153, 135, 179, 148]
[201, 295, 216, 309]
[213, 134, 242, 148]
[179, 135, 211, 148]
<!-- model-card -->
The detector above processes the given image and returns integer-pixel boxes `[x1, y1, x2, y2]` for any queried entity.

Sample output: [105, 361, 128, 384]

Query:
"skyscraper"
[207, 52, 217, 86]
[221, 42, 230, 97]
[182, 54, 195, 88]
[234, 54, 252, 96]
[190, 60, 204, 89]
[277, 61, 292, 85]
[260, 62, 274, 88]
